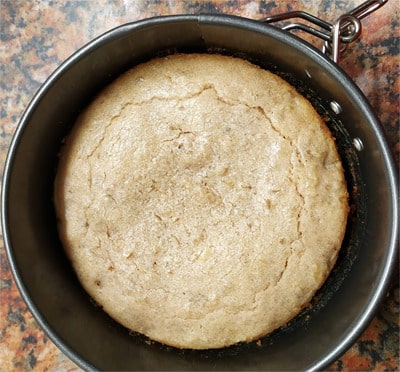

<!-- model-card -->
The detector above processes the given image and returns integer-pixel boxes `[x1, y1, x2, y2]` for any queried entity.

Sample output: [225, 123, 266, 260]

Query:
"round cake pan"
[2, 14, 398, 371]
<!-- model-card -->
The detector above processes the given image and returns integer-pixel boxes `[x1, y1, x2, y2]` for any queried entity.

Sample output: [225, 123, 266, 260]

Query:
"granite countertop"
[0, 1, 398, 370]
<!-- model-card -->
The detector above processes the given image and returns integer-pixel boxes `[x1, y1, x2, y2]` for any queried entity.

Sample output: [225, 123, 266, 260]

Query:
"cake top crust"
[54, 53, 349, 349]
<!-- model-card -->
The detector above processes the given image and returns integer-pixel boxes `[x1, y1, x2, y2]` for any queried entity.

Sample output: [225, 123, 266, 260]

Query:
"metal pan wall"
[2, 15, 398, 371]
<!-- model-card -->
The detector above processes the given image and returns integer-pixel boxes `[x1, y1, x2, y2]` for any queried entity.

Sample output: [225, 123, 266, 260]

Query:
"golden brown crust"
[54, 54, 349, 349]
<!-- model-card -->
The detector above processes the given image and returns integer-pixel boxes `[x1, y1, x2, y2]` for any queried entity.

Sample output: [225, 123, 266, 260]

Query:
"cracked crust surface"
[54, 54, 349, 349]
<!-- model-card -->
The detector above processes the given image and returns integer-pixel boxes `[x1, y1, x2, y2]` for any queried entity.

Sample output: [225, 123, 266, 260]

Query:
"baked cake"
[54, 53, 349, 349]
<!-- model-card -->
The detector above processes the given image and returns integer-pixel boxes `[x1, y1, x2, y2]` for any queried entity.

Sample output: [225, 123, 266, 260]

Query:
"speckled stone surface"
[0, 1, 398, 371]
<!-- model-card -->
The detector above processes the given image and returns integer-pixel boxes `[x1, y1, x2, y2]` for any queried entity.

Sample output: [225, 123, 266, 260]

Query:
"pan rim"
[2, 13, 398, 372]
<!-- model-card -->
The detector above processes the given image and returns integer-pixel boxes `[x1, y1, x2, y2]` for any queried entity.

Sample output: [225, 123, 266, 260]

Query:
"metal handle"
[262, 0, 388, 63]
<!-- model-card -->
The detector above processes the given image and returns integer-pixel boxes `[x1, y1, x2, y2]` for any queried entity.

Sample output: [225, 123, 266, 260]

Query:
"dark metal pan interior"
[2, 14, 398, 371]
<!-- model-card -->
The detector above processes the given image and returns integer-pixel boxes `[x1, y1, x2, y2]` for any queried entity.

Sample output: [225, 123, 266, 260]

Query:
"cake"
[54, 53, 349, 349]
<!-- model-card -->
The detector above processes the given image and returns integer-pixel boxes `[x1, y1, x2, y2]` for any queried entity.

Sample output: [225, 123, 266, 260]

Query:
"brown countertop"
[1, 1, 398, 370]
